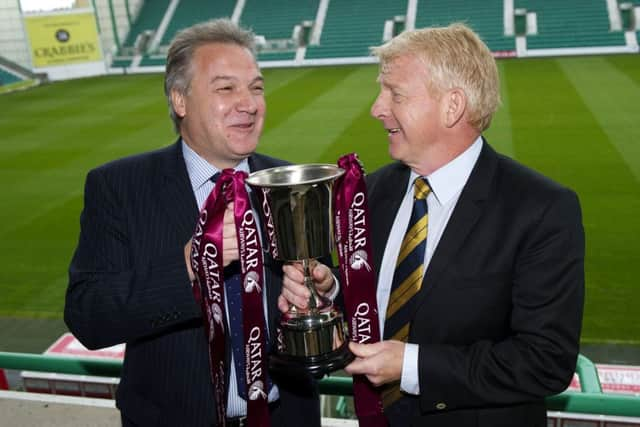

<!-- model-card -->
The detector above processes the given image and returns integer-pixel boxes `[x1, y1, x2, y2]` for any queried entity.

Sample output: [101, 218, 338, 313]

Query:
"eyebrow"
[378, 75, 398, 89]
[210, 75, 264, 85]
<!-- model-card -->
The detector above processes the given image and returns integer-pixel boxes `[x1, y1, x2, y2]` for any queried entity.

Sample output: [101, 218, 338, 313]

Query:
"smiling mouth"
[386, 127, 400, 135]
[230, 123, 254, 129]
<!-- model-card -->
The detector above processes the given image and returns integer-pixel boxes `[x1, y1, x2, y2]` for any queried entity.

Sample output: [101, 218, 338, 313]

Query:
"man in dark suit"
[65, 19, 324, 427]
[282, 23, 585, 427]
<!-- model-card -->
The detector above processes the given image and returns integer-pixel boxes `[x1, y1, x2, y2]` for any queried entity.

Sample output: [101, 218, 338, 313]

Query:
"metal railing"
[1, 351, 639, 417]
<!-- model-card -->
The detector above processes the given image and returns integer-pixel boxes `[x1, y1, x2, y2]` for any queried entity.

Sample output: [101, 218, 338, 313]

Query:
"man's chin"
[388, 144, 403, 162]
[230, 140, 259, 159]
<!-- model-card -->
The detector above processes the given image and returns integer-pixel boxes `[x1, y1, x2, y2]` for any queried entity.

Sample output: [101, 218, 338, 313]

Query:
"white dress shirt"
[376, 136, 483, 394]
[182, 141, 279, 417]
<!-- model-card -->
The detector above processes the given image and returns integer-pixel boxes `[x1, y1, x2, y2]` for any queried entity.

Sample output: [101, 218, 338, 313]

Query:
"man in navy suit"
[283, 23, 584, 427]
[65, 19, 328, 426]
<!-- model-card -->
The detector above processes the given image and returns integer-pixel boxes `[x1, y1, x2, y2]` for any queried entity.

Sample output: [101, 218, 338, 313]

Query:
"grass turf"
[0, 55, 638, 351]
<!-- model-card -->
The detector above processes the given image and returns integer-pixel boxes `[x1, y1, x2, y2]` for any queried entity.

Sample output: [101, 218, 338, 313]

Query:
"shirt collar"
[409, 136, 483, 205]
[181, 140, 250, 192]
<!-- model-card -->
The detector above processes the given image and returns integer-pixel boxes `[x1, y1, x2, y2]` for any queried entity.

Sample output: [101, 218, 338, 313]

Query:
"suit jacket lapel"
[157, 141, 199, 239]
[414, 141, 498, 310]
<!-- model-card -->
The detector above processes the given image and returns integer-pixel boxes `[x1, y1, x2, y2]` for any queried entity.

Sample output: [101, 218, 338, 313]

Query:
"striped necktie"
[382, 177, 430, 407]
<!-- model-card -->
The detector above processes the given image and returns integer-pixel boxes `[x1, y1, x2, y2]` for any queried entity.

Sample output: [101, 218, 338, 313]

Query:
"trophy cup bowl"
[246, 164, 354, 378]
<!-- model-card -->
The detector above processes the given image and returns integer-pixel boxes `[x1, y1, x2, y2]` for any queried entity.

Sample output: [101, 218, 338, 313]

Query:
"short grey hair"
[164, 19, 257, 133]
[371, 23, 500, 132]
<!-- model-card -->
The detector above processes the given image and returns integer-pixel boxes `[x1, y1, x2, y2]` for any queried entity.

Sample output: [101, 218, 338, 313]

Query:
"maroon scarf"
[335, 154, 387, 427]
[190, 169, 270, 427]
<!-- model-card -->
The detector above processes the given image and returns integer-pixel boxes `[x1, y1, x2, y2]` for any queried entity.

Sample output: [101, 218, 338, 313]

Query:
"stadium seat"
[515, 0, 626, 49]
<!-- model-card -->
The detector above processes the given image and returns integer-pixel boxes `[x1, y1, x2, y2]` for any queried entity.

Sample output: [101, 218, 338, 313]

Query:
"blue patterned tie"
[225, 266, 248, 398]
[382, 177, 430, 406]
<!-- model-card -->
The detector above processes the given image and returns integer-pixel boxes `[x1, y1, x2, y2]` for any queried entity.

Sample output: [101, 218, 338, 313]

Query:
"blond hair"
[372, 23, 500, 132]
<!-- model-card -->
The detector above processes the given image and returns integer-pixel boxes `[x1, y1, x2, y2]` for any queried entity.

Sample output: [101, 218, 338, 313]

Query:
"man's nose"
[237, 89, 259, 113]
[370, 92, 386, 119]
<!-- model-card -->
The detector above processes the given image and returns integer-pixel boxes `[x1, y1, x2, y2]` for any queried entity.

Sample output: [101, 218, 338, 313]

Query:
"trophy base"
[269, 342, 355, 379]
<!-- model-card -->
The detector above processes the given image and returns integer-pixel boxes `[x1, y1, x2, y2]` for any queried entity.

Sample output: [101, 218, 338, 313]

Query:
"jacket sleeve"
[64, 167, 201, 350]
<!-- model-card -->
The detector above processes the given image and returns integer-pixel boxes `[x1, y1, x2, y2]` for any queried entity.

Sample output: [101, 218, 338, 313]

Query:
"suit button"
[436, 402, 446, 410]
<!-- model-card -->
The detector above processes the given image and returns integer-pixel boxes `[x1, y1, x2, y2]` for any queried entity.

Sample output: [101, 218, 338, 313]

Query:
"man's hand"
[221, 202, 238, 266]
[344, 341, 405, 387]
[184, 203, 239, 283]
[278, 262, 335, 313]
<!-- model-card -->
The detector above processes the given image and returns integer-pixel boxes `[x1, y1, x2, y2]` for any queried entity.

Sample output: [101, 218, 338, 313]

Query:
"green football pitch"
[0, 54, 638, 352]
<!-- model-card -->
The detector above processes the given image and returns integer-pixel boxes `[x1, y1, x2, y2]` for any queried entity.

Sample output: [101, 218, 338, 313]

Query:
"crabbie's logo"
[24, 13, 102, 67]
[351, 192, 367, 250]
[245, 326, 266, 400]
[55, 29, 70, 42]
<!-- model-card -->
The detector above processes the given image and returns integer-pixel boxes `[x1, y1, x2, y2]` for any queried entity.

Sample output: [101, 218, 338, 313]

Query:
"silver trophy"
[246, 164, 354, 378]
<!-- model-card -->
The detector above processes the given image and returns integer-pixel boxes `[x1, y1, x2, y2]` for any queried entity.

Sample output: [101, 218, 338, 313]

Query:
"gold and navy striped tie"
[382, 177, 430, 407]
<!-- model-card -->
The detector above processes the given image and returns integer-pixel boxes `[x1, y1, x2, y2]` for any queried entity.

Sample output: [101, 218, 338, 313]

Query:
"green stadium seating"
[122, 0, 171, 49]
[257, 51, 296, 61]
[160, 0, 236, 46]
[242, 0, 318, 62]
[515, 0, 626, 48]
[0, 67, 22, 86]
[241, 0, 318, 40]
[110, 58, 134, 68]
[620, 0, 640, 43]
[306, 0, 406, 59]
[415, 0, 515, 52]
[109, 0, 636, 68]
[139, 55, 167, 67]
[0, 67, 22, 85]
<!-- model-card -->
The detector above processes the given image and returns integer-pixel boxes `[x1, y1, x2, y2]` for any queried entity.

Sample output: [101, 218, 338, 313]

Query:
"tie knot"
[414, 177, 430, 200]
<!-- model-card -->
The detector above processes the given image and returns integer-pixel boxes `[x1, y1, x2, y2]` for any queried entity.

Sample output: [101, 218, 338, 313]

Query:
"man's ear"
[171, 89, 186, 118]
[443, 88, 466, 128]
